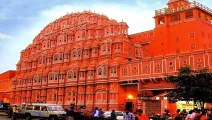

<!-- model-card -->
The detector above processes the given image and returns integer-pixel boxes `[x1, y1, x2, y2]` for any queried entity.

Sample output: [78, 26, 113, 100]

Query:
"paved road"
[0, 115, 43, 120]
[0, 113, 11, 120]
[0, 116, 11, 120]
[0, 113, 41, 120]
[0, 112, 10, 120]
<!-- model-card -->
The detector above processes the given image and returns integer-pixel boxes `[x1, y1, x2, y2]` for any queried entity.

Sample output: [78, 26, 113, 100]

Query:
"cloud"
[0, 13, 7, 20]
[37, 3, 155, 34]
[0, 32, 13, 40]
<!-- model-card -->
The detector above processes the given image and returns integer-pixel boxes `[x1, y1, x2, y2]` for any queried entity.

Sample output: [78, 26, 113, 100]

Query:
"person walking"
[124, 109, 135, 120]
[136, 109, 148, 120]
[111, 110, 117, 120]
[185, 110, 193, 120]
[200, 111, 207, 120]
[12, 105, 19, 120]
[174, 109, 182, 120]
[99, 108, 103, 118]
[67, 106, 75, 120]
[93, 107, 100, 120]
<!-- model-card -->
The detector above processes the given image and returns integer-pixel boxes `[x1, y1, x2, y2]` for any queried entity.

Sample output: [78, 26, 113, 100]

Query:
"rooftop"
[155, 1, 212, 16]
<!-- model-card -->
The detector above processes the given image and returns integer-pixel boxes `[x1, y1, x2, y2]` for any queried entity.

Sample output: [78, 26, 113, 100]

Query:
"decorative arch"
[97, 61, 109, 78]
[67, 70, 73, 79]
[48, 72, 55, 80]
[98, 68, 102, 75]
[33, 75, 40, 83]
[42, 40, 48, 50]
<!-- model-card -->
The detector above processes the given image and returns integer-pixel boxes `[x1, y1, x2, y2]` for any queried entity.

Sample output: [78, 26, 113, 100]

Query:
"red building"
[11, 0, 212, 115]
[0, 70, 16, 103]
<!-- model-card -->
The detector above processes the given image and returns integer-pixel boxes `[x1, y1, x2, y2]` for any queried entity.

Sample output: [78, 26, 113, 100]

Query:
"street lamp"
[127, 94, 134, 99]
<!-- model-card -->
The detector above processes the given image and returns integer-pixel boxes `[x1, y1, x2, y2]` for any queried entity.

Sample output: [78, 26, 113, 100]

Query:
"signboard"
[176, 101, 194, 112]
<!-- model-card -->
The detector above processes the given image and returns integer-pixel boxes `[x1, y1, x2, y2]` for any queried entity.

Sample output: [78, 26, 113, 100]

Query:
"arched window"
[123, 68, 127, 76]
[110, 67, 117, 77]
[158, 17, 165, 25]
[42, 57, 46, 64]
[78, 50, 81, 57]
[55, 73, 58, 80]
[103, 67, 107, 75]
[54, 54, 59, 61]
[102, 45, 106, 53]
[33, 75, 39, 83]
[98, 68, 102, 75]
[185, 10, 193, 19]
[49, 73, 54, 80]
[47, 40, 51, 48]
[73, 71, 77, 78]
[73, 51, 77, 57]
[64, 53, 69, 59]
[68, 71, 73, 79]
[92, 48, 98, 57]
[89, 71, 94, 76]
[38, 58, 42, 64]
[170, 14, 181, 22]
[59, 53, 63, 60]
[114, 68, 117, 73]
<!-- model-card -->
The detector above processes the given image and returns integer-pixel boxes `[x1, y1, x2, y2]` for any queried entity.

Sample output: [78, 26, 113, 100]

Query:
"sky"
[0, 0, 211, 73]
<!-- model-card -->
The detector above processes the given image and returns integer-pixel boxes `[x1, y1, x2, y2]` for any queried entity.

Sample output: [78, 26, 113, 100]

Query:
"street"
[0, 115, 11, 120]
[0, 112, 11, 120]
[0, 113, 42, 120]
[0, 115, 45, 120]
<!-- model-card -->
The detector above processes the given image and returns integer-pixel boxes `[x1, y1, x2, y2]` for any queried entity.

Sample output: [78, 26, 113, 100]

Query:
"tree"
[166, 65, 212, 108]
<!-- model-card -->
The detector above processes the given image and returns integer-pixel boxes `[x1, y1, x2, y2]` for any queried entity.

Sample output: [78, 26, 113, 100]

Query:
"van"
[18, 103, 67, 120]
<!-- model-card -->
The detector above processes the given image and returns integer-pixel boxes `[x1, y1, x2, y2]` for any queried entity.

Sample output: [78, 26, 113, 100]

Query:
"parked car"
[16, 103, 67, 120]
[103, 111, 124, 120]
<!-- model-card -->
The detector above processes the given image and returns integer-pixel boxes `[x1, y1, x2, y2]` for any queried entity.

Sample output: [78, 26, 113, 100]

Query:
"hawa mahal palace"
[0, 0, 212, 115]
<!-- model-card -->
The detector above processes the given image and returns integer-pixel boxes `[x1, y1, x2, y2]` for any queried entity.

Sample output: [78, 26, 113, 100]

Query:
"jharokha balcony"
[155, 1, 212, 16]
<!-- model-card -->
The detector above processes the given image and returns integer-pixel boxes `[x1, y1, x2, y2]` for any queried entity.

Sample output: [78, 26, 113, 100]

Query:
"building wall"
[0, 70, 16, 103]
[10, 0, 212, 114]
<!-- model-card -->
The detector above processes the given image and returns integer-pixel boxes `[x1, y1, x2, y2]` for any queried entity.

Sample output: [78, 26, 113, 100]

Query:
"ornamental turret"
[167, 0, 190, 9]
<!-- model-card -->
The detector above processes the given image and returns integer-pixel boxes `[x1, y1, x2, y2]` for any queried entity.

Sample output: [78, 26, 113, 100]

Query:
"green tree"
[166, 66, 212, 108]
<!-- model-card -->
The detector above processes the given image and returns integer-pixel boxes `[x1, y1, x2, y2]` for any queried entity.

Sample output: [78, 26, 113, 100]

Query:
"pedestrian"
[99, 108, 103, 118]
[185, 110, 193, 120]
[174, 109, 182, 120]
[200, 111, 207, 120]
[207, 109, 212, 120]
[193, 108, 200, 120]
[180, 109, 188, 119]
[111, 110, 117, 120]
[136, 109, 148, 120]
[124, 109, 135, 120]
[12, 105, 19, 120]
[93, 107, 100, 120]
[69, 106, 75, 116]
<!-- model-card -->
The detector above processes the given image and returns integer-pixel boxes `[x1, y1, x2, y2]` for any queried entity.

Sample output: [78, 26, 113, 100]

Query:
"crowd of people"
[65, 106, 212, 120]
[172, 108, 212, 120]
[66, 106, 148, 120]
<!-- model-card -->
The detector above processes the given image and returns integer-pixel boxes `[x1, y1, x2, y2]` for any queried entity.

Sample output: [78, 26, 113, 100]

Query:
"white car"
[18, 103, 67, 120]
[103, 111, 124, 120]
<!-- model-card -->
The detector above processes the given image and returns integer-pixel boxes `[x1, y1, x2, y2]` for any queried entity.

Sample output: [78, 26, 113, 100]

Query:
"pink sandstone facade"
[10, 0, 212, 115]
[0, 71, 16, 103]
